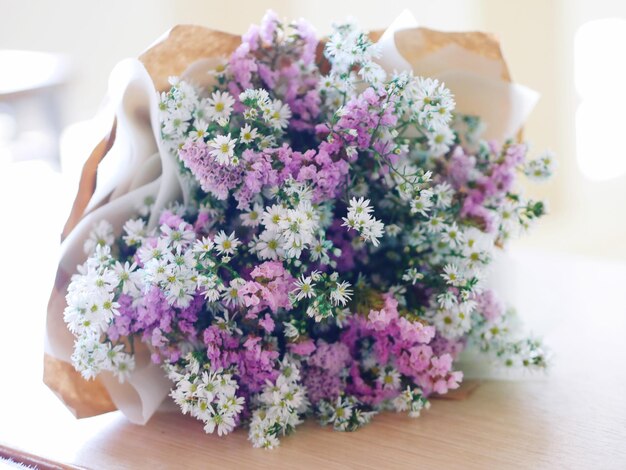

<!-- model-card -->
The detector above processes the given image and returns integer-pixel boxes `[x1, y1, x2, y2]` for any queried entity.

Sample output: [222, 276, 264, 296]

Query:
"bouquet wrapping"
[45, 12, 552, 447]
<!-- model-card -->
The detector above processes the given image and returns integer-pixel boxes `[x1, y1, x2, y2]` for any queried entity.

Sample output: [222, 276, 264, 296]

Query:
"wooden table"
[1, 176, 625, 470]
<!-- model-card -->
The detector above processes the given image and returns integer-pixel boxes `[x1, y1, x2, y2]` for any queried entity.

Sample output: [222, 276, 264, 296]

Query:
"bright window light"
[575, 18, 626, 181]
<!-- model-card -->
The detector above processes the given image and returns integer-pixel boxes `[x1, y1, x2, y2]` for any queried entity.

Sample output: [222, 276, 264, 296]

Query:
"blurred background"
[2, 0, 626, 261]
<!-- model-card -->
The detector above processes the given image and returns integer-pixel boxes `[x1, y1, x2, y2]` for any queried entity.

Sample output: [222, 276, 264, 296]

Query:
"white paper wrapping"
[376, 11, 539, 141]
[45, 58, 175, 424]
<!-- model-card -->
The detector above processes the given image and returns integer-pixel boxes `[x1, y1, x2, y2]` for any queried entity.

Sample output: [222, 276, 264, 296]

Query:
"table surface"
[1, 162, 625, 470]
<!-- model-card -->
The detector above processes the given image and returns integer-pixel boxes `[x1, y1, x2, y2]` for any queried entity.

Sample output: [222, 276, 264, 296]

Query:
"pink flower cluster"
[341, 295, 462, 401]
[179, 141, 244, 200]
[108, 288, 204, 364]
[240, 261, 295, 324]
[303, 341, 352, 404]
[319, 87, 399, 163]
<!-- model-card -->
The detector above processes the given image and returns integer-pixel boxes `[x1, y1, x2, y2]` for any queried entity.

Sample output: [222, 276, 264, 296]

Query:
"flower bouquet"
[45, 12, 553, 448]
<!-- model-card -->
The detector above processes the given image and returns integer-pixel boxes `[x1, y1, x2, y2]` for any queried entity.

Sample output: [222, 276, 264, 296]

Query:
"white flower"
[168, 354, 244, 438]
[221, 278, 246, 307]
[346, 197, 373, 218]
[402, 268, 424, 285]
[265, 100, 291, 130]
[325, 21, 380, 75]
[393, 387, 430, 417]
[437, 290, 457, 309]
[441, 222, 464, 247]
[432, 303, 473, 339]
[377, 367, 401, 390]
[345, 145, 358, 159]
[142, 257, 169, 286]
[410, 189, 434, 216]
[248, 360, 307, 448]
[432, 182, 453, 209]
[138, 238, 170, 264]
[166, 280, 195, 308]
[193, 236, 215, 257]
[524, 150, 555, 181]
[241, 203, 263, 227]
[410, 76, 455, 130]
[330, 280, 353, 307]
[122, 218, 147, 246]
[283, 322, 300, 340]
[278, 204, 316, 250]
[441, 263, 464, 287]
[161, 222, 195, 248]
[358, 61, 386, 84]
[255, 230, 284, 260]
[292, 275, 316, 301]
[190, 120, 209, 141]
[498, 200, 519, 232]
[214, 231, 240, 256]
[70, 334, 109, 380]
[261, 204, 286, 232]
[206, 91, 235, 123]
[240, 88, 270, 106]
[309, 237, 332, 264]
[114, 261, 140, 295]
[208, 134, 237, 165]
[197, 273, 220, 302]
[342, 197, 385, 247]
[84, 220, 115, 255]
[427, 125, 455, 157]
[64, 249, 122, 338]
[107, 344, 135, 383]
[425, 215, 445, 233]
[258, 198, 320, 260]
[239, 124, 259, 144]
[462, 228, 494, 269]
[204, 413, 236, 436]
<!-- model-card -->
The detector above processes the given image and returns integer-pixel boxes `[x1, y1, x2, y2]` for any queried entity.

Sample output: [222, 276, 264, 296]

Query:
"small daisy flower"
[330, 280, 353, 306]
[239, 124, 259, 144]
[441, 263, 464, 287]
[214, 231, 240, 256]
[410, 190, 434, 216]
[161, 222, 195, 248]
[293, 274, 316, 301]
[190, 120, 210, 141]
[206, 91, 235, 123]
[221, 278, 246, 307]
[208, 134, 237, 165]
[266, 100, 291, 129]
[241, 203, 263, 227]
[84, 220, 114, 255]
[122, 218, 148, 247]
[441, 222, 464, 247]
[377, 367, 401, 390]
[402, 268, 424, 285]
